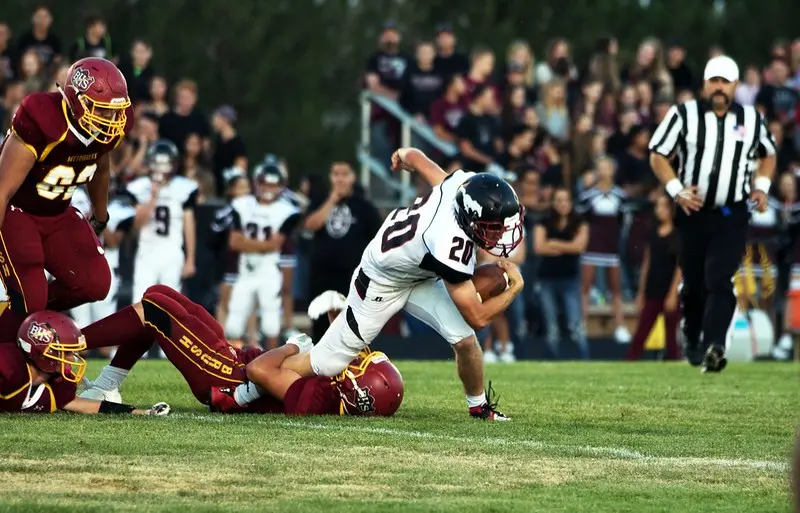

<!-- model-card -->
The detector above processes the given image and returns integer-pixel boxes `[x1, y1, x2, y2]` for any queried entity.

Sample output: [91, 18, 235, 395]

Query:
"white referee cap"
[704, 55, 739, 82]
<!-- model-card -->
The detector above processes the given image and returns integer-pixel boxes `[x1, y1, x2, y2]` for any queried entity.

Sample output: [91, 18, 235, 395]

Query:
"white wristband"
[754, 176, 771, 194]
[666, 178, 684, 198]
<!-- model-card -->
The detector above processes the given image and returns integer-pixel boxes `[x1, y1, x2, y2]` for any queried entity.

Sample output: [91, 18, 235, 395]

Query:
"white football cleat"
[80, 387, 123, 404]
[499, 350, 516, 363]
[483, 350, 498, 364]
[614, 325, 632, 344]
[286, 333, 314, 354]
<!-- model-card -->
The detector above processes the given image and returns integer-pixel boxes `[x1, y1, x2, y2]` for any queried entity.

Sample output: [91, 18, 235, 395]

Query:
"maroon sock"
[82, 306, 153, 370]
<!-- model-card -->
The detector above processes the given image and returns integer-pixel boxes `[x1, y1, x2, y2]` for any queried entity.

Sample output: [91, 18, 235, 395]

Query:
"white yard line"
[170, 413, 789, 473]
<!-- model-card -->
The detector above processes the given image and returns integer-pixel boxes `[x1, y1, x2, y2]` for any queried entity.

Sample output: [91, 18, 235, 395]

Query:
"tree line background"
[4, 0, 799, 182]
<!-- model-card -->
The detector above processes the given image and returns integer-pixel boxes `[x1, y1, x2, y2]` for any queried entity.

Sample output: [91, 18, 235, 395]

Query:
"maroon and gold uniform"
[0, 344, 77, 413]
[0, 92, 133, 340]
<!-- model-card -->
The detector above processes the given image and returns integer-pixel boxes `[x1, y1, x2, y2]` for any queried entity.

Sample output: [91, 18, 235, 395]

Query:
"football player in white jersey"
[221, 148, 525, 420]
[125, 140, 198, 301]
[225, 161, 301, 350]
[70, 186, 136, 332]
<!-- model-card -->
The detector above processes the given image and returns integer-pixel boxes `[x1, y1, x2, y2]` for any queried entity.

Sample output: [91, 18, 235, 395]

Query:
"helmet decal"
[70, 67, 95, 92]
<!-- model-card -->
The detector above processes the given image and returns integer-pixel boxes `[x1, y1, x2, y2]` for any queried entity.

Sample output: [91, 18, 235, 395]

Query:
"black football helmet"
[146, 139, 180, 183]
[454, 173, 524, 257]
[252, 158, 284, 202]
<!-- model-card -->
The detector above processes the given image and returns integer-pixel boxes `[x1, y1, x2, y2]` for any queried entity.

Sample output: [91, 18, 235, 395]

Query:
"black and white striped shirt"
[649, 99, 777, 207]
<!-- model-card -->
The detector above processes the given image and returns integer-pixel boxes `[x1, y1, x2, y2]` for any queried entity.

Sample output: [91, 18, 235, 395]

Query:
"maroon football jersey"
[0, 344, 77, 412]
[4, 91, 134, 216]
[283, 376, 340, 415]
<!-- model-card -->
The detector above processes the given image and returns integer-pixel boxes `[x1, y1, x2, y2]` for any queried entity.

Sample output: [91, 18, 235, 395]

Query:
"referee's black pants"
[676, 202, 749, 350]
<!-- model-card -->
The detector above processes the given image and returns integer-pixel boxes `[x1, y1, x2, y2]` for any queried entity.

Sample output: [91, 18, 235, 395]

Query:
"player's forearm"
[757, 155, 776, 180]
[134, 200, 157, 229]
[650, 153, 679, 186]
[471, 285, 523, 330]
[403, 149, 447, 186]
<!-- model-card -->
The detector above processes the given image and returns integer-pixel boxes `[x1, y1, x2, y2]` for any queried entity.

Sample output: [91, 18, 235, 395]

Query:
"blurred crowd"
[2, 7, 800, 359]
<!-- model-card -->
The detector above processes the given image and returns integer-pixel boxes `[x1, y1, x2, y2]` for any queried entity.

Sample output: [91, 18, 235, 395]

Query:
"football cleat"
[146, 402, 171, 416]
[701, 345, 727, 373]
[80, 386, 122, 403]
[469, 381, 511, 421]
[209, 386, 244, 413]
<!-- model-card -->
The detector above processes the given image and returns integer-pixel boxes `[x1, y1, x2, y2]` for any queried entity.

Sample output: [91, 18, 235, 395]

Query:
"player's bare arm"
[133, 182, 160, 229]
[182, 208, 196, 278]
[0, 133, 37, 227]
[87, 153, 111, 225]
[61, 396, 169, 415]
[444, 262, 524, 330]
[391, 148, 447, 186]
[245, 343, 304, 401]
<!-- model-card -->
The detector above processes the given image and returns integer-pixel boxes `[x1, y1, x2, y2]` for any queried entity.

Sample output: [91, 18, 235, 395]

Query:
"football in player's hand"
[472, 263, 509, 303]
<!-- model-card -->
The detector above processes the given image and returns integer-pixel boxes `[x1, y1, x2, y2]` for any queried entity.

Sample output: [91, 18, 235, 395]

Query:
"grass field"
[0, 360, 796, 512]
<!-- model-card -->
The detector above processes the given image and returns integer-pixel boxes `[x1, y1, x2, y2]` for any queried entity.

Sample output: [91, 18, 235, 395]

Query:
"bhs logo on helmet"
[354, 386, 376, 414]
[27, 322, 55, 345]
[71, 67, 95, 92]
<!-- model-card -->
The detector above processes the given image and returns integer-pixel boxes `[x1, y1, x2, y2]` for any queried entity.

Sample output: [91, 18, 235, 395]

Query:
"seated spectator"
[399, 40, 443, 122]
[158, 79, 211, 152]
[617, 124, 655, 197]
[464, 46, 499, 105]
[429, 74, 466, 143]
[535, 80, 570, 142]
[433, 23, 469, 77]
[577, 156, 631, 344]
[756, 58, 798, 124]
[46, 63, 69, 92]
[498, 124, 535, 170]
[117, 112, 159, 180]
[572, 79, 603, 120]
[16, 6, 61, 71]
[618, 84, 638, 111]
[622, 37, 673, 98]
[0, 22, 14, 88]
[569, 114, 596, 180]
[627, 193, 681, 360]
[635, 80, 654, 126]
[211, 105, 247, 195]
[184, 132, 213, 184]
[535, 38, 578, 85]
[119, 39, 155, 103]
[586, 36, 621, 94]
[0, 81, 24, 132]
[139, 76, 170, 118]
[456, 84, 503, 172]
[595, 90, 618, 134]
[768, 120, 797, 174]
[651, 95, 672, 129]
[500, 84, 529, 138]
[535, 187, 589, 359]
[665, 39, 694, 93]
[502, 60, 536, 105]
[69, 12, 114, 62]
[364, 21, 410, 100]
[17, 48, 45, 93]
[735, 65, 761, 106]
[606, 108, 640, 158]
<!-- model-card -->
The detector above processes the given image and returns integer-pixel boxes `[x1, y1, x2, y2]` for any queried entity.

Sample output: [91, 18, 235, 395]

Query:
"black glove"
[89, 214, 109, 236]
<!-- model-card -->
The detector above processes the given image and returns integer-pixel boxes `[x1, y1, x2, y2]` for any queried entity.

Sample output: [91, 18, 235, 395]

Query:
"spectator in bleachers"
[586, 36, 620, 94]
[17, 49, 45, 94]
[139, 76, 169, 118]
[158, 79, 211, 154]
[365, 21, 409, 99]
[634, 80, 653, 126]
[498, 124, 535, 171]
[535, 80, 570, 142]
[502, 41, 536, 101]
[578, 156, 631, 343]
[500, 84, 528, 139]
[617, 124, 655, 197]
[464, 46, 498, 103]
[756, 58, 798, 123]
[456, 84, 503, 172]
[606, 108, 640, 159]
[211, 105, 247, 196]
[595, 90, 618, 135]
[572, 79, 602, 122]
[399, 40, 443, 122]
[651, 95, 672, 129]
[15, 6, 61, 72]
[735, 65, 762, 106]
[119, 39, 155, 104]
[430, 74, 466, 143]
[0, 81, 23, 132]
[569, 115, 598, 185]
[183, 132, 213, 185]
[535, 187, 589, 359]
[623, 37, 673, 98]
[535, 38, 578, 85]
[69, 13, 114, 62]
[303, 162, 380, 341]
[627, 193, 680, 360]
[47, 63, 68, 92]
[665, 39, 694, 93]
[0, 23, 14, 88]
[433, 23, 468, 77]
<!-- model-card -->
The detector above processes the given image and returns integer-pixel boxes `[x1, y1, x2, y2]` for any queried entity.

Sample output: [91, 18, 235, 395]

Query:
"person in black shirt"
[118, 39, 155, 104]
[756, 59, 799, 124]
[158, 79, 211, 154]
[364, 21, 410, 98]
[303, 162, 381, 341]
[665, 39, 694, 93]
[15, 6, 61, 72]
[534, 187, 590, 359]
[627, 194, 681, 360]
[0, 23, 15, 89]
[456, 84, 503, 172]
[617, 124, 656, 196]
[211, 105, 247, 196]
[399, 40, 443, 121]
[69, 13, 115, 62]
[433, 23, 469, 77]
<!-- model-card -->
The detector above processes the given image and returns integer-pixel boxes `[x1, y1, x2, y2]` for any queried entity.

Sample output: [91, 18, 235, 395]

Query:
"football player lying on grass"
[80, 286, 404, 416]
[0, 311, 169, 415]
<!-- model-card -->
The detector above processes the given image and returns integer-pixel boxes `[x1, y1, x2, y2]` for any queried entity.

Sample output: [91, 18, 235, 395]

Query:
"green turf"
[0, 360, 796, 512]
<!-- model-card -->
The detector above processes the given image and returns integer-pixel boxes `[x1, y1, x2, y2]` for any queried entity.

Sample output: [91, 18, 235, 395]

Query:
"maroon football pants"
[0, 206, 110, 341]
[140, 285, 247, 404]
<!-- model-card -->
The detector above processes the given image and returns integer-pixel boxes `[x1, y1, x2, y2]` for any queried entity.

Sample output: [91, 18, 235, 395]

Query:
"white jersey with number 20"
[360, 169, 477, 287]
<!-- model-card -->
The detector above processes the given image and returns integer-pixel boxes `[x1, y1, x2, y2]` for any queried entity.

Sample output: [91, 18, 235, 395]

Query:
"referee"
[649, 55, 777, 372]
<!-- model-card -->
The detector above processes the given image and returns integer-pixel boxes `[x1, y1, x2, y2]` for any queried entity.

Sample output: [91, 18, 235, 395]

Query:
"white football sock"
[233, 381, 264, 406]
[92, 365, 129, 391]
[466, 393, 487, 408]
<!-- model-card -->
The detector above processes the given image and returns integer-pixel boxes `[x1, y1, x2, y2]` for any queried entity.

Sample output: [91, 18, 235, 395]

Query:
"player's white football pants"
[224, 263, 282, 340]
[309, 268, 474, 376]
[132, 248, 185, 302]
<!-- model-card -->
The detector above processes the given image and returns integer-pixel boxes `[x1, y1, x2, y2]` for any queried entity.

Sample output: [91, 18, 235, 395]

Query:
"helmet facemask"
[76, 93, 130, 144]
[19, 332, 87, 383]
